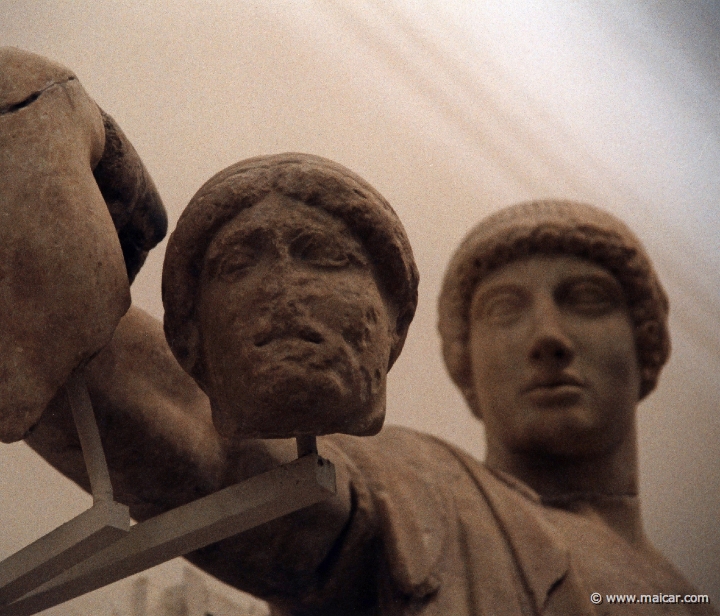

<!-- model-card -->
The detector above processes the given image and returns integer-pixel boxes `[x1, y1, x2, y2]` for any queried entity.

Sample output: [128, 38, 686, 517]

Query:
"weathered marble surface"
[0, 47, 166, 443]
[0, 47, 126, 442]
[162, 153, 418, 438]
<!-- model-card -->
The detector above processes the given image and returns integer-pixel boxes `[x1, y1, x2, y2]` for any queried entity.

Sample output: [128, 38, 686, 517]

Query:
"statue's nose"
[527, 300, 574, 368]
[259, 259, 318, 311]
[262, 254, 312, 290]
[529, 335, 574, 367]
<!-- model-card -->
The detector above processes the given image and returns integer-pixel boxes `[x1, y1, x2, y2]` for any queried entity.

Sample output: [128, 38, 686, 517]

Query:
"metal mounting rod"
[0, 370, 130, 606]
[0, 369, 335, 615]
[65, 370, 114, 503]
[1, 454, 336, 616]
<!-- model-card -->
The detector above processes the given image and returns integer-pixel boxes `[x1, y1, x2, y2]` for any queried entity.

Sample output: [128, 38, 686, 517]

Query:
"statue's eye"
[217, 250, 257, 279]
[291, 234, 363, 268]
[210, 228, 272, 281]
[474, 289, 527, 325]
[561, 279, 621, 315]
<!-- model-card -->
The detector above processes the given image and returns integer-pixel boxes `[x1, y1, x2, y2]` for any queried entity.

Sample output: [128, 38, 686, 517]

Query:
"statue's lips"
[523, 373, 584, 392]
[253, 325, 325, 347]
[523, 374, 585, 404]
[248, 335, 342, 371]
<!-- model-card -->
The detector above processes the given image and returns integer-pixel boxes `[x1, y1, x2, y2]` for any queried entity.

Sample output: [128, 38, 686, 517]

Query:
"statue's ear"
[462, 386, 482, 420]
[387, 305, 413, 370]
[164, 317, 205, 389]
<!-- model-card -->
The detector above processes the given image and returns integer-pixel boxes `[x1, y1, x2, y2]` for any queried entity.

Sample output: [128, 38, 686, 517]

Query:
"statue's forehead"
[203, 192, 365, 271]
[216, 192, 351, 242]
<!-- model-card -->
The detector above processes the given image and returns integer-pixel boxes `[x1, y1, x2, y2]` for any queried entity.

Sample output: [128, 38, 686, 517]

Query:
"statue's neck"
[486, 423, 646, 546]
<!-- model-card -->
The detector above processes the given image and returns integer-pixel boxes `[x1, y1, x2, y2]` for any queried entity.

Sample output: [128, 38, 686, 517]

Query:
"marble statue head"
[163, 153, 418, 438]
[438, 200, 670, 420]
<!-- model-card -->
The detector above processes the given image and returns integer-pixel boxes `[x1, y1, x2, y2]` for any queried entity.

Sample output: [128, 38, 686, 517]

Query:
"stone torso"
[277, 427, 715, 616]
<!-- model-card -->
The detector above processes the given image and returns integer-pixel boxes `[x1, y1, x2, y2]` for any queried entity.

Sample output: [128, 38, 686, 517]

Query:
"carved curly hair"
[438, 200, 670, 417]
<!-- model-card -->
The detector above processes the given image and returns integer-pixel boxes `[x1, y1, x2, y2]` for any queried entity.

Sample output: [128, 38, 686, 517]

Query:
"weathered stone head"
[0, 47, 166, 443]
[162, 153, 418, 438]
[438, 201, 670, 458]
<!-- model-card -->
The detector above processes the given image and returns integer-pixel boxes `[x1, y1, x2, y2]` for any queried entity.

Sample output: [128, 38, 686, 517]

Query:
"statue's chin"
[209, 362, 385, 438]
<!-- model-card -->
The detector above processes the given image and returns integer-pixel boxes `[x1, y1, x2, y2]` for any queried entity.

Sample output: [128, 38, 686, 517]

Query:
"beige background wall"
[1, 1, 718, 612]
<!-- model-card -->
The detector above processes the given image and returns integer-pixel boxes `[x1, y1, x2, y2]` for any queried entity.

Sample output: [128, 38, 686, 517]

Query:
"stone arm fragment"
[0, 47, 166, 443]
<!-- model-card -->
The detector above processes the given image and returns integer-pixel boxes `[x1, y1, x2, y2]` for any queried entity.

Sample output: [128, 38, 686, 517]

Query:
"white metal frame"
[0, 370, 336, 615]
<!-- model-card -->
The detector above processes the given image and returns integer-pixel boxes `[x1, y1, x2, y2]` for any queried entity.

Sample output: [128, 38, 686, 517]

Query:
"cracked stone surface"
[0, 47, 130, 442]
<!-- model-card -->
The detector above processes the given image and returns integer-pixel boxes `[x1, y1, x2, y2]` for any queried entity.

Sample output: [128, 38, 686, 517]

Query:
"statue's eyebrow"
[287, 225, 371, 266]
[555, 273, 625, 302]
[470, 283, 527, 316]
[216, 225, 271, 250]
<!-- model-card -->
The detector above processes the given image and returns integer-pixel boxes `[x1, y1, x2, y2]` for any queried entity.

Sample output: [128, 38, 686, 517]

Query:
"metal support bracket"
[0, 371, 336, 615]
